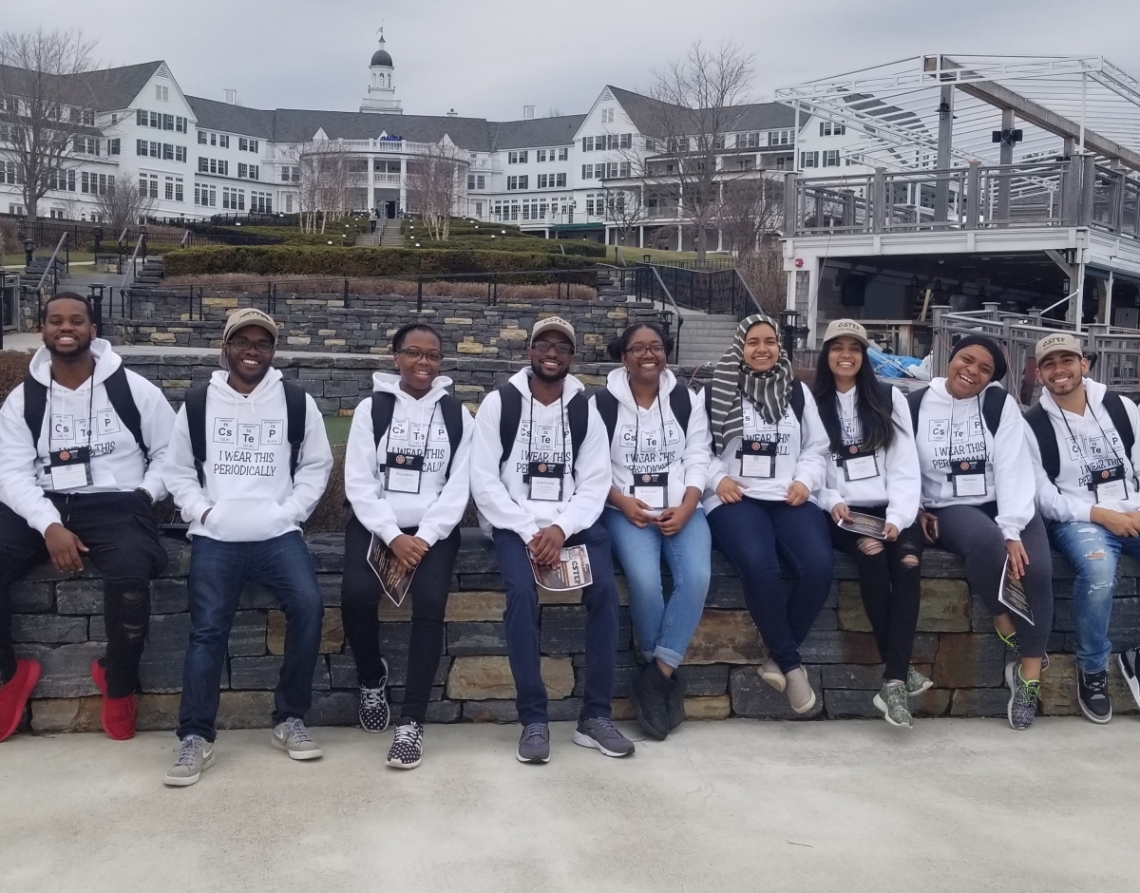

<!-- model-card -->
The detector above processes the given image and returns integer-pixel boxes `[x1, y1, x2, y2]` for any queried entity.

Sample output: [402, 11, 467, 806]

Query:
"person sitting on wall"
[0, 292, 174, 743]
[161, 308, 332, 786]
[470, 316, 635, 764]
[1025, 333, 1140, 723]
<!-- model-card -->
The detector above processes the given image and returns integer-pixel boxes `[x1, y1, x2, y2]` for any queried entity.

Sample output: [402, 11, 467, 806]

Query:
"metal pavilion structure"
[772, 55, 1140, 372]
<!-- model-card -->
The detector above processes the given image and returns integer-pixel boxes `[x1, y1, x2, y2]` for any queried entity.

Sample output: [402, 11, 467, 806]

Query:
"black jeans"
[341, 514, 460, 724]
[0, 492, 167, 697]
[829, 507, 924, 681]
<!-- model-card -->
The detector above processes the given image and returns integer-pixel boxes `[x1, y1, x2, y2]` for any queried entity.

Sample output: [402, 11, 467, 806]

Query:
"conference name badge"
[738, 437, 777, 479]
[48, 446, 93, 490]
[841, 445, 880, 482]
[632, 471, 669, 510]
[384, 451, 424, 494]
[949, 458, 987, 497]
[527, 460, 565, 501]
[1089, 464, 1127, 503]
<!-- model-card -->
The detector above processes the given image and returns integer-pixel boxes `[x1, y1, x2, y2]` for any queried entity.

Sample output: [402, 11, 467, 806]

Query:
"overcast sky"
[10, 0, 1140, 120]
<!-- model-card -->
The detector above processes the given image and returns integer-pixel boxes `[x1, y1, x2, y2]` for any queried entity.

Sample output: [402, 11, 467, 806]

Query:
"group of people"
[0, 291, 1138, 788]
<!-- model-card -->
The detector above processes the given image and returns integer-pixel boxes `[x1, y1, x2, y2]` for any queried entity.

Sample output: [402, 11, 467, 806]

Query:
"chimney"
[446, 108, 458, 117]
[523, 105, 535, 120]
[224, 89, 238, 105]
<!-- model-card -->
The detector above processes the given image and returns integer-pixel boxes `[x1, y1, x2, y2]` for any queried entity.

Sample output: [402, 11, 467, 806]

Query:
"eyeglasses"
[228, 337, 274, 353]
[397, 347, 444, 362]
[625, 343, 666, 358]
[532, 340, 574, 356]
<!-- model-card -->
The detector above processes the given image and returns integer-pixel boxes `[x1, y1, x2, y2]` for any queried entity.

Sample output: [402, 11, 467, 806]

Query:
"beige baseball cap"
[531, 316, 576, 349]
[822, 318, 870, 347]
[1035, 332, 1083, 362]
[223, 307, 279, 343]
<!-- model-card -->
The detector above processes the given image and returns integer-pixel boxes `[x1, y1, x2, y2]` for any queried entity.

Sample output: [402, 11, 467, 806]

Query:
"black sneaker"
[628, 663, 669, 741]
[1077, 668, 1112, 724]
[1119, 649, 1140, 711]
[386, 720, 424, 769]
[358, 657, 390, 733]
[666, 669, 686, 731]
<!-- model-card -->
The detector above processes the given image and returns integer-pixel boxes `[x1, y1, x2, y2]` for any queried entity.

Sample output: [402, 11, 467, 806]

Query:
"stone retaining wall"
[106, 293, 661, 362]
[17, 531, 1139, 734]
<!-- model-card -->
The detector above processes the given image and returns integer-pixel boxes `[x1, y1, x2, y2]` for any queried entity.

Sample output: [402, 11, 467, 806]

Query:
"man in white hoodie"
[470, 317, 634, 763]
[1026, 332, 1140, 723]
[0, 292, 174, 744]
[162, 308, 332, 786]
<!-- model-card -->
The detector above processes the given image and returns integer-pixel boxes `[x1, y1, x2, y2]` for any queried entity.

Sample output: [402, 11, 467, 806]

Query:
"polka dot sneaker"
[358, 657, 390, 734]
[386, 720, 424, 770]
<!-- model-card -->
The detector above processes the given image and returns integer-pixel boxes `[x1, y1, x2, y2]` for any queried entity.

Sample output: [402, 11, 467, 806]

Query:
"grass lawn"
[324, 415, 353, 445]
[604, 245, 733, 265]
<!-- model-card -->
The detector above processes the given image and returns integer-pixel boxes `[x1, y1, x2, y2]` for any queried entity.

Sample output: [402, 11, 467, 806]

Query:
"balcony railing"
[785, 156, 1140, 242]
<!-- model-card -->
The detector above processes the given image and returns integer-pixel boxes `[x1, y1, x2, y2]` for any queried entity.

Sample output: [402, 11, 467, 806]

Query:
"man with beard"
[1026, 333, 1140, 723]
[470, 317, 634, 763]
[0, 292, 174, 742]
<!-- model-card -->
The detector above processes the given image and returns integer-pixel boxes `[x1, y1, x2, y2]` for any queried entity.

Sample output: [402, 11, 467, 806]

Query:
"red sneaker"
[90, 659, 137, 741]
[0, 659, 42, 743]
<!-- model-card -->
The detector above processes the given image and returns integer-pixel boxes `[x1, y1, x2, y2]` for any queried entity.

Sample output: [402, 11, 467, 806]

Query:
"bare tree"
[718, 177, 782, 257]
[0, 28, 96, 222]
[406, 141, 465, 242]
[640, 40, 755, 262]
[737, 237, 784, 316]
[603, 185, 648, 250]
[93, 176, 153, 233]
[292, 140, 350, 234]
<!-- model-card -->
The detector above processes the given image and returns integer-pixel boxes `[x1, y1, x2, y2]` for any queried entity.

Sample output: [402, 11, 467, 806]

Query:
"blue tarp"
[866, 344, 924, 379]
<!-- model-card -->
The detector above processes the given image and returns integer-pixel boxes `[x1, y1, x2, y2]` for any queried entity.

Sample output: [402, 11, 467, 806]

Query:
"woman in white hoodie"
[913, 335, 1054, 731]
[594, 322, 711, 741]
[703, 313, 832, 715]
[341, 323, 474, 769]
[812, 320, 926, 728]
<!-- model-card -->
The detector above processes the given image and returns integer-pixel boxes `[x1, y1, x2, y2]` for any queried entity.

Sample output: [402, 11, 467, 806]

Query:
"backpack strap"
[1101, 391, 1136, 461]
[1024, 404, 1060, 482]
[567, 393, 588, 476]
[497, 383, 522, 467]
[370, 391, 396, 450]
[906, 387, 928, 435]
[185, 383, 209, 487]
[104, 366, 148, 465]
[21, 375, 47, 449]
[789, 378, 805, 423]
[594, 389, 619, 445]
[982, 386, 1008, 438]
[439, 394, 464, 479]
[669, 385, 692, 434]
[283, 380, 307, 482]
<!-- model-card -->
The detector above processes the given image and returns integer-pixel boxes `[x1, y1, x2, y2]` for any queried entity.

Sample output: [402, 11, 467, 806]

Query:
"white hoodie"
[0, 338, 175, 535]
[914, 377, 1034, 541]
[701, 383, 830, 512]
[595, 367, 711, 515]
[344, 372, 474, 546]
[815, 385, 922, 532]
[469, 368, 611, 541]
[1030, 379, 1140, 522]
[162, 367, 333, 542]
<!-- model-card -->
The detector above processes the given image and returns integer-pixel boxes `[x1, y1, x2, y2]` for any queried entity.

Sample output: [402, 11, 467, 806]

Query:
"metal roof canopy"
[775, 55, 1140, 173]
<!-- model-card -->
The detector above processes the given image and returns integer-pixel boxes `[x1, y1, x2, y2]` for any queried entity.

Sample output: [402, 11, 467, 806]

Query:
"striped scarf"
[708, 313, 795, 454]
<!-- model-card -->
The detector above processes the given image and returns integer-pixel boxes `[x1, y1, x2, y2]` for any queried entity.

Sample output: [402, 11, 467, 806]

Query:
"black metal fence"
[633, 263, 759, 318]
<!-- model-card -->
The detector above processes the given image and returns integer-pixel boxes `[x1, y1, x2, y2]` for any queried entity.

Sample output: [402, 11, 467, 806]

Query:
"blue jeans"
[177, 531, 324, 741]
[1048, 520, 1140, 673]
[492, 521, 618, 725]
[602, 507, 712, 668]
[706, 498, 833, 673]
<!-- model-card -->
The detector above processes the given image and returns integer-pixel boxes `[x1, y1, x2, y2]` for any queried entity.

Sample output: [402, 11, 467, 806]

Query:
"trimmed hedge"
[429, 237, 607, 258]
[162, 245, 596, 278]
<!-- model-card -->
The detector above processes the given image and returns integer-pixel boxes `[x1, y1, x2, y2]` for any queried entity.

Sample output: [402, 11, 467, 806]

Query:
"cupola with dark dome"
[361, 31, 402, 114]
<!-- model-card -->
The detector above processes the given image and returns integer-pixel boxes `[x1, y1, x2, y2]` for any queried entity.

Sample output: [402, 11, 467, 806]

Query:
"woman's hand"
[614, 492, 653, 528]
[1005, 539, 1029, 580]
[390, 534, 430, 572]
[831, 503, 852, 525]
[919, 511, 939, 544]
[882, 523, 900, 542]
[716, 477, 744, 504]
[656, 502, 695, 537]
[786, 481, 810, 507]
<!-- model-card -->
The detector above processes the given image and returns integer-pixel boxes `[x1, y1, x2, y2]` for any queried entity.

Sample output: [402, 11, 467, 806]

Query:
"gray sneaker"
[784, 666, 817, 714]
[516, 722, 550, 764]
[873, 681, 913, 728]
[905, 666, 933, 697]
[758, 658, 786, 692]
[1005, 662, 1041, 731]
[163, 735, 215, 787]
[272, 718, 323, 760]
[572, 717, 635, 758]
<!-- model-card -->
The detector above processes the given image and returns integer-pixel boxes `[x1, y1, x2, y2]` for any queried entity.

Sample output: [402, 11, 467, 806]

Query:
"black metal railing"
[633, 263, 756, 318]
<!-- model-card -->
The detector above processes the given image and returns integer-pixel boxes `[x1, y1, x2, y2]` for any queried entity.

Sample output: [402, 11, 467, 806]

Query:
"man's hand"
[1005, 539, 1029, 580]
[716, 477, 744, 504]
[786, 481, 810, 507]
[1091, 507, 1140, 538]
[529, 525, 566, 567]
[919, 511, 939, 544]
[390, 534, 430, 571]
[44, 523, 88, 574]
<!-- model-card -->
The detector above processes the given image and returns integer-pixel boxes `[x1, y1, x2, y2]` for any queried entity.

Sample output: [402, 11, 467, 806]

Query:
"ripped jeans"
[1047, 520, 1140, 674]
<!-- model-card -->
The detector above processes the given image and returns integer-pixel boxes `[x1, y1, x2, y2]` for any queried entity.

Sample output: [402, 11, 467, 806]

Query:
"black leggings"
[341, 514, 459, 723]
[829, 507, 924, 681]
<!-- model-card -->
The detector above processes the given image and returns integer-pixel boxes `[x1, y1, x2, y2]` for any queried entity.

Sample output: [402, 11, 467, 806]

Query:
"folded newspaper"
[837, 511, 889, 540]
[530, 544, 594, 592]
[998, 556, 1034, 626]
[367, 533, 417, 607]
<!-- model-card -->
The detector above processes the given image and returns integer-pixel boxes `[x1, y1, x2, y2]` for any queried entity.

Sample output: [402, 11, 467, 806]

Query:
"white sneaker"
[758, 658, 786, 692]
[1119, 649, 1140, 711]
[272, 718, 323, 760]
[163, 735, 215, 787]
[784, 666, 816, 714]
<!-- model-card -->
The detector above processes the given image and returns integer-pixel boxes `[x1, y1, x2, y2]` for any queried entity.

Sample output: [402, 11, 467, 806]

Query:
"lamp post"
[23, 238, 34, 267]
[779, 309, 802, 361]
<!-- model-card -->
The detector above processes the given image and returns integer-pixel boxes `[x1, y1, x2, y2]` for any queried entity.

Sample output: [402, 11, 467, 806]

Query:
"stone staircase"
[354, 229, 382, 247]
[675, 312, 740, 367]
[380, 225, 404, 248]
[23, 256, 70, 291]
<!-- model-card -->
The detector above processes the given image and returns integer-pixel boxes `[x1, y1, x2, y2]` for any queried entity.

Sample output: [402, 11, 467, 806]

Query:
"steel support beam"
[934, 86, 954, 223]
[996, 109, 1015, 226]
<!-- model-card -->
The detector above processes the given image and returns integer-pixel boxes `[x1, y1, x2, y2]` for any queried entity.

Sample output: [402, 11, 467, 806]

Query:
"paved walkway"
[2, 717, 1137, 892]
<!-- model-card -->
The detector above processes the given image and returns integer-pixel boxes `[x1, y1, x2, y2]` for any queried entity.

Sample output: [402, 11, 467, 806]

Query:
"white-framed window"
[176, 146, 187, 163]
[149, 111, 160, 128]
[108, 138, 120, 155]
[507, 175, 528, 190]
[219, 134, 230, 149]
[139, 173, 159, 198]
[536, 149, 547, 162]
[508, 150, 528, 164]
[156, 85, 169, 102]
[558, 147, 568, 161]
[164, 176, 184, 201]
[175, 116, 187, 133]
[163, 114, 174, 131]
[738, 132, 760, 148]
[800, 151, 819, 169]
[284, 193, 294, 213]
[822, 150, 840, 167]
[198, 131, 207, 145]
[768, 129, 792, 146]
[210, 133, 217, 146]
[222, 186, 245, 210]
[582, 136, 594, 152]
[239, 138, 249, 152]
[820, 121, 846, 137]
[249, 190, 272, 213]
[238, 163, 248, 178]
[601, 108, 614, 124]
[248, 164, 259, 180]
[194, 182, 217, 207]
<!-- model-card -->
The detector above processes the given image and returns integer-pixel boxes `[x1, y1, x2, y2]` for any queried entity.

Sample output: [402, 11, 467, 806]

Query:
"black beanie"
[948, 334, 1007, 382]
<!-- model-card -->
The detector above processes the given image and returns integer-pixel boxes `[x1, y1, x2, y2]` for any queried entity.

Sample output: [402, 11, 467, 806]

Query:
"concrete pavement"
[2, 717, 1138, 893]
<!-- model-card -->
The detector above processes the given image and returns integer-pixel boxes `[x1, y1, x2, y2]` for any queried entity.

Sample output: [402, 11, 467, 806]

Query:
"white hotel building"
[0, 34, 870, 248]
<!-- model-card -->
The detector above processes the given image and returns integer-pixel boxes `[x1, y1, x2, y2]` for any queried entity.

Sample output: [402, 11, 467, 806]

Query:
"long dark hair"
[813, 339, 897, 453]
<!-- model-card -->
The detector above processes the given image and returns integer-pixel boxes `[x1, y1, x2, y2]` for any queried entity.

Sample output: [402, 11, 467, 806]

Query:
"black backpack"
[497, 382, 589, 475]
[594, 385, 693, 445]
[370, 391, 464, 478]
[22, 366, 150, 464]
[185, 379, 307, 487]
[906, 385, 1007, 438]
[1024, 392, 1136, 482]
[701, 377, 806, 425]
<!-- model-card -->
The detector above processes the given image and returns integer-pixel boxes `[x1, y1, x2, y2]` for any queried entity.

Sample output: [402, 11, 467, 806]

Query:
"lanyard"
[948, 395, 985, 464]
[835, 392, 862, 447]
[526, 393, 565, 462]
[404, 402, 437, 457]
[1059, 399, 1129, 494]
[632, 391, 669, 474]
[745, 394, 781, 443]
[47, 375, 95, 453]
